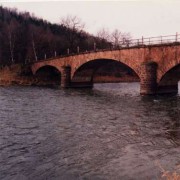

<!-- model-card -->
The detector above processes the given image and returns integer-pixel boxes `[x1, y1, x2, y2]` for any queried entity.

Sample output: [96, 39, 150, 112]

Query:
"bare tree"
[6, 19, 18, 63]
[60, 15, 85, 51]
[28, 25, 38, 61]
[60, 15, 85, 32]
[96, 27, 111, 42]
[121, 32, 132, 46]
[111, 29, 132, 48]
[96, 28, 112, 49]
[111, 29, 122, 48]
[31, 33, 37, 61]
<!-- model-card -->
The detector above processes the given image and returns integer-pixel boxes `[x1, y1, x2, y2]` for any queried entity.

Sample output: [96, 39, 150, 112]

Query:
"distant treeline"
[0, 6, 111, 66]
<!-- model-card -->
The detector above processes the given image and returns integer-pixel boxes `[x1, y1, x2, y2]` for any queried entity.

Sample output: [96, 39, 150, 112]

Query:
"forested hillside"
[0, 6, 111, 66]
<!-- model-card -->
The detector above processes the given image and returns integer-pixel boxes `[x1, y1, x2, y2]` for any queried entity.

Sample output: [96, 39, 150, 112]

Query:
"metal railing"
[117, 32, 180, 47]
[33, 32, 180, 63]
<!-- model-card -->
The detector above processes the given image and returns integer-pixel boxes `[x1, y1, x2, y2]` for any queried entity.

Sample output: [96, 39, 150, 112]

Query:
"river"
[0, 83, 180, 180]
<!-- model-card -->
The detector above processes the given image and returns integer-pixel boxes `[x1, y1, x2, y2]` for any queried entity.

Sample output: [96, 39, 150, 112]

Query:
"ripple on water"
[0, 83, 180, 180]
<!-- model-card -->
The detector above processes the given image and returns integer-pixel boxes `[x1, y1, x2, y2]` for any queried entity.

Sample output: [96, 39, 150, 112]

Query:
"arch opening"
[158, 64, 180, 94]
[71, 59, 140, 88]
[35, 65, 61, 86]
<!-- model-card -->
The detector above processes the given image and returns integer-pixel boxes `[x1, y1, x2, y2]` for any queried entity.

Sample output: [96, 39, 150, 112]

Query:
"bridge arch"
[32, 64, 62, 75]
[71, 58, 140, 87]
[158, 60, 180, 82]
[158, 63, 180, 94]
[71, 56, 141, 79]
[34, 65, 62, 86]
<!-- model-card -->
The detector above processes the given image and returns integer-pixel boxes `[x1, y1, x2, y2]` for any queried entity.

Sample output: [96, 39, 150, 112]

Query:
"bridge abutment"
[61, 66, 71, 88]
[140, 62, 157, 95]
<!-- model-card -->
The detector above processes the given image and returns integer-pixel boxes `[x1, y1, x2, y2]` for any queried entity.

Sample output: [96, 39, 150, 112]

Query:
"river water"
[0, 83, 180, 180]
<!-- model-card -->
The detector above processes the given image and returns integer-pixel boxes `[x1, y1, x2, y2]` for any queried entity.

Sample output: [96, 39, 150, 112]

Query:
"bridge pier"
[61, 66, 71, 88]
[140, 62, 157, 95]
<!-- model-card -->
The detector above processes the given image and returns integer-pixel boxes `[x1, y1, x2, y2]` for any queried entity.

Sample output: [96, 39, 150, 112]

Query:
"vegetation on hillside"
[0, 6, 112, 66]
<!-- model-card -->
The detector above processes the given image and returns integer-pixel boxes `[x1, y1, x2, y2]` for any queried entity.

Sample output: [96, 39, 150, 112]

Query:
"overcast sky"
[0, 0, 180, 38]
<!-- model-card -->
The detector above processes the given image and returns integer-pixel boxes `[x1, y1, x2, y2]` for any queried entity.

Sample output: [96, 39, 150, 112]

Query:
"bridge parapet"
[30, 33, 180, 63]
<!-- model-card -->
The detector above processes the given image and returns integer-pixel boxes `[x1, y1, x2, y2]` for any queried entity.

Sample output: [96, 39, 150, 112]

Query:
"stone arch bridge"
[31, 43, 180, 95]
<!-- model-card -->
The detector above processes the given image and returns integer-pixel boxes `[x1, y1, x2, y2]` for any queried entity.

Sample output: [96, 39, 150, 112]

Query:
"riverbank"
[0, 64, 36, 86]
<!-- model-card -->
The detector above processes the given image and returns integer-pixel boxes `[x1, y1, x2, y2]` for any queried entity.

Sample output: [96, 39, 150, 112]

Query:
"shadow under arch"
[35, 65, 61, 86]
[71, 59, 140, 88]
[158, 64, 180, 94]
